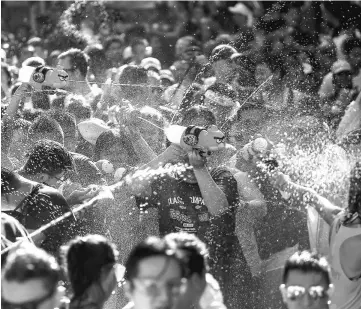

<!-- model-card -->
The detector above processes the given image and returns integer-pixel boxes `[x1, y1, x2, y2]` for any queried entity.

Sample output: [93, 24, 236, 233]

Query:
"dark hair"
[1, 168, 22, 194]
[84, 44, 107, 70]
[22, 57, 45, 68]
[3, 245, 60, 288]
[165, 232, 208, 276]
[32, 92, 51, 110]
[66, 99, 92, 121]
[118, 65, 149, 100]
[23, 139, 74, 176]
[180, 105, 216, 127]
[14, 118, 31, 132]
[282, 251, 331, 286]
[52, 95, 67, 110]
[103, 36, 124, 52]
[124, 236, 186, 282]
[58, 48, 89, 77]
[28, 114, 64, 145]
[342, 37, 361, 56]
[93, 129, 139, 165]
[61, 234, 118, 300]
[47, 111, 77, 139]
[347, 161, 361, 215]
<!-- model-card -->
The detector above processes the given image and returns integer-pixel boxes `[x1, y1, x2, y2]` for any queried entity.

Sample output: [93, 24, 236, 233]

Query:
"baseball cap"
[210, 45, 238, 63]
[140, 57, 162, 72]
[332, 60, 352, 74]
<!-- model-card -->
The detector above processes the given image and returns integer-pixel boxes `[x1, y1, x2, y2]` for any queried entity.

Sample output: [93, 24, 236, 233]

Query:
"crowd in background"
[1, 1, 361, 309]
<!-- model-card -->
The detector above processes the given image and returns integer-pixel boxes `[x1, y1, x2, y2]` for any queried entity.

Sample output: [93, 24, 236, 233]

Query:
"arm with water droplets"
[271, 172, 342, 226]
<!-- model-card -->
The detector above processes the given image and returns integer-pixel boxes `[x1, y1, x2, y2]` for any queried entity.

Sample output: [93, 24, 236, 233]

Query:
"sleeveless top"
[329, 218, 361, 309]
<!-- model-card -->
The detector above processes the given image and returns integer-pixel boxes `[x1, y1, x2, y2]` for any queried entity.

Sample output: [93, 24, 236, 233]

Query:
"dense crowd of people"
[1, 1, 361, 309]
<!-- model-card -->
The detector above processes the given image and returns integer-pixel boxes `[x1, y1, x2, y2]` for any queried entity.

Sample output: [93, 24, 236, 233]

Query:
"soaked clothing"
[136, 166, 254, 309]
[329, 216, 361, 309]
[3, 184, 75, 256]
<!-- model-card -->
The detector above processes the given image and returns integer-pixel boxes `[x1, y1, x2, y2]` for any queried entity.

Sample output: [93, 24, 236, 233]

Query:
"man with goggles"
[280, 251, 334, 309]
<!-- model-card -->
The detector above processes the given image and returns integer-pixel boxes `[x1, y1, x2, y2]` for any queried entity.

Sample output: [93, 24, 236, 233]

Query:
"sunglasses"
[1, 287, 55, 309]
[280, 284, 331, 301]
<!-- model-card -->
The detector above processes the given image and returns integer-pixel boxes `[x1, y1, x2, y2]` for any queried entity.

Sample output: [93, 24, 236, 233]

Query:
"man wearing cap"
[320, 60, 359, 128]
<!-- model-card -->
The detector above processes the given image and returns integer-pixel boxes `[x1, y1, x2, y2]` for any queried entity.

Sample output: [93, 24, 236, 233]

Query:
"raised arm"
[2, 83, 31, 158]
[271, 172, 343, 226]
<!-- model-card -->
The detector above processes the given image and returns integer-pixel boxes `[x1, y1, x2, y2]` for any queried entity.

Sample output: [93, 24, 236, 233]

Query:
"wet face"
[133, 44, 147, 62]
[2, 278, 59, 309]
[58, 57, 78, 90]
[105, 42, 123, 64]
[334, 71, 353, 89]
[232, 13, 248, 28]
[42, 171, 66, 189]
[126, 256, 185, 309]
[255, 63, 272, 85]
[281, 270, 330, 309]
[229, 109, 265, 148]
[212, 60, 234, 80]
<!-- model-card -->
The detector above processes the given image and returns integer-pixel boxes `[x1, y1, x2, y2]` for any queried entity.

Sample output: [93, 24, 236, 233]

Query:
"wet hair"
[347, 161, 361, 215]
[66, 98, 92, 121]
[124, 236, 186, 284]
[32, 92, 51, 110]
[21, 57, 45, 68]
[47, 111, 77, 140]
[165, 232, 209, 277]
[1, 168, 22, 195]
[342, 37, 361, 56]
[93, 129, 139, 166]
[52, 95, 67, 110]
[22, 139, 74, 176]
[282, 251, 331, 286]
[28, 114, 64, 145]
[14, 118, 31, 133]
[3, 245, 60, 288]
[61, 234, 118, 300]
[180, 105, 217, 127]
[58, 48, 89, 77]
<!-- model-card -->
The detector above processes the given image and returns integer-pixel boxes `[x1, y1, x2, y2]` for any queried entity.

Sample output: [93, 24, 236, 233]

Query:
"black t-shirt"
[136, 166, 254, 309]
[3, 184, 76, 256]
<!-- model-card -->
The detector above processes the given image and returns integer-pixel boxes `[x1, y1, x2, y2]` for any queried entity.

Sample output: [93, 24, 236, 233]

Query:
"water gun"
[165, 124, 226, 157]
[26, 65, 69, 90]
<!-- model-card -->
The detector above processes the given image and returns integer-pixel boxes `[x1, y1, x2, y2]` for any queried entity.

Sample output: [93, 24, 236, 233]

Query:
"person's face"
[105, 42, 123, 63]
[133, 44, 146, 61]
[229, 109, 265, 148]
[41, 171, 67, 189]
[203, 96, 232, 124]
[334, 71, 353, 89]
[99, 143, 131, 169]
[317, 49, 337, 72]
[178, 272, 206, 307]
[2, 278, 60, 309]
[126, 256, 185, 309]
[58, 57, 79, 89]
[255, 63, 272, 85]
[280, 270, 331, 309]
[113, 21, 127, 34]
[348, 47, 361, 69]
[212, 60, 234, 79]
[100, 263, 123, 300]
